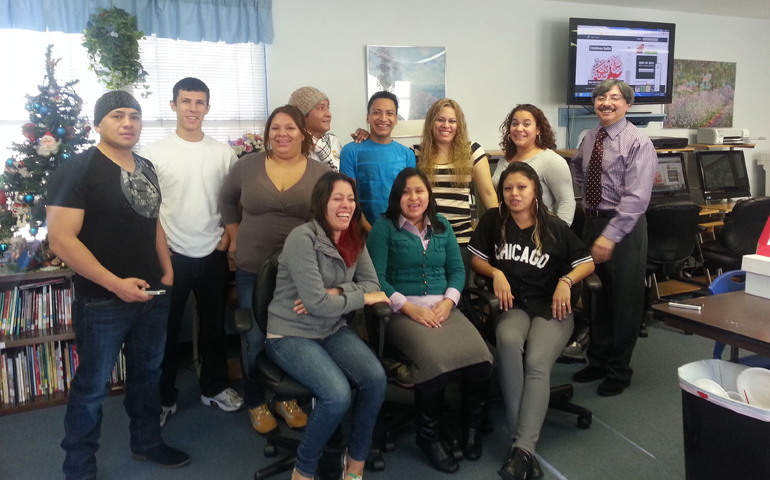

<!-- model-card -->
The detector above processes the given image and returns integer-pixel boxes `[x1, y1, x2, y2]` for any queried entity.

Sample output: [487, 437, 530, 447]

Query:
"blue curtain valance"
[0, 0, 273, 45]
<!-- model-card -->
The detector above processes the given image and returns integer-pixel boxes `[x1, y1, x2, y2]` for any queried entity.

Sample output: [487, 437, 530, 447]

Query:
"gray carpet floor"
[0, 321, 726, 480]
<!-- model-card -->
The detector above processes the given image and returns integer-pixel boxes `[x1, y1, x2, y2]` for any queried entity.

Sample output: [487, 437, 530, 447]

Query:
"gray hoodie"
[267, 220, 380, 338]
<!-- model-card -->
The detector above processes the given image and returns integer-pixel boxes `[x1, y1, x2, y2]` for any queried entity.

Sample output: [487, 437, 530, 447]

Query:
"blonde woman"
[416, 99, 498, 247]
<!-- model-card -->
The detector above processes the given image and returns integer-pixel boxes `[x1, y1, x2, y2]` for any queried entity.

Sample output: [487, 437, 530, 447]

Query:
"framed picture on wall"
[663, 59, 736, 129]
[366, 45, 447, 137]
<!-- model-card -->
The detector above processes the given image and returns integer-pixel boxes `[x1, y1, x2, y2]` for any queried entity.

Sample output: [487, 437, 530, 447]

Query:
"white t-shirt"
[139, 133, 237, 257]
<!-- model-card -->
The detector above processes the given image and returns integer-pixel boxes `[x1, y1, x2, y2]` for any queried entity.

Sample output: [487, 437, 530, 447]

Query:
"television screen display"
[652, 153, 689, 198]
[568, 18, 676, 105]
[696, 150, 751, 201]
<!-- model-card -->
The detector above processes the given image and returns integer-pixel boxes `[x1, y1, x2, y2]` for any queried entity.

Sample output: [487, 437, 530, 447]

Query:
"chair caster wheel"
[369, 456, 385, 471]
[578, 413, 592, 429]
[384, 441, 396, 452]
[263, 443, 277, 457]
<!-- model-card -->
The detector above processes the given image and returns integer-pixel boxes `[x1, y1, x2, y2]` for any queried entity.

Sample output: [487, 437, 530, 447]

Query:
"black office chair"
[462, 275, 595, 429]
[234, 251, 385, 479]
[642, 202, 703, 334]
[700, 197, 770, 276]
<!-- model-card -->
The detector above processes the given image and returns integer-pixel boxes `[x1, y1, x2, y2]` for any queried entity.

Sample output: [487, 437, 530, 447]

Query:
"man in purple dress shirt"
[569, 79, 657, 396]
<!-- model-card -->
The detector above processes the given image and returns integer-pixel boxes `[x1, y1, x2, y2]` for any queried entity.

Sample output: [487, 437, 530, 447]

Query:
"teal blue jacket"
[367, 215, 465, 297]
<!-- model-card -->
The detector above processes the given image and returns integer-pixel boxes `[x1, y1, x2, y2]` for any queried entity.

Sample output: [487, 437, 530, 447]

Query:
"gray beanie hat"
[288, 87, 328, 116]
[94, 90, 142, 126]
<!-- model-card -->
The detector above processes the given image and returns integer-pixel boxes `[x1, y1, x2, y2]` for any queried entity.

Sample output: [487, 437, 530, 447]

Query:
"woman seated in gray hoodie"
[265, 171, 390, 480]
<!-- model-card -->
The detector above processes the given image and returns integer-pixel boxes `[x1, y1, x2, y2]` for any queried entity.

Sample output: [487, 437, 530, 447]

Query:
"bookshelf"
[0, 268, 125, 415]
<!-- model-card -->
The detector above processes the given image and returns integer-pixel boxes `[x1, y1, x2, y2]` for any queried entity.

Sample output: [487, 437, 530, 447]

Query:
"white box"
[742, 254, 770, 300]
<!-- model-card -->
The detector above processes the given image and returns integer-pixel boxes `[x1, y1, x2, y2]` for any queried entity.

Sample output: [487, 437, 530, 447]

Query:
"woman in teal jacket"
[367, 168, 493, 474]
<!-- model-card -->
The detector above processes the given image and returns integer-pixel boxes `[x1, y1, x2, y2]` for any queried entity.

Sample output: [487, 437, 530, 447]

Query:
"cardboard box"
[742, 254, 770, 300]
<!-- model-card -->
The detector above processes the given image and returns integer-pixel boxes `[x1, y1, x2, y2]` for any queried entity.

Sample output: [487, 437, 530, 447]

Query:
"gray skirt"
[385, 308, 493, 384]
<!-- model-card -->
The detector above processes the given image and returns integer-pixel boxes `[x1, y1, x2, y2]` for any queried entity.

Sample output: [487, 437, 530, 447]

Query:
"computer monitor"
[695, 150, 751, 201]
[567, 18, 676, 105]
[652, 153, 689, 200]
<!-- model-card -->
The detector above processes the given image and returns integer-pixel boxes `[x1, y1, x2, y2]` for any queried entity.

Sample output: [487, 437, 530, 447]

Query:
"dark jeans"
[236, 267, 267, 407]
[583, 215, 648, 381]
[62, 292, 171, 480]
[266, 327, 386, 478]
[160, 249, 230, 406]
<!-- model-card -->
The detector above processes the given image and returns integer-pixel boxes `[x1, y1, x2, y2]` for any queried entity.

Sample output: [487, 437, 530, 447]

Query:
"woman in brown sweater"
[220, 105, 331, 434]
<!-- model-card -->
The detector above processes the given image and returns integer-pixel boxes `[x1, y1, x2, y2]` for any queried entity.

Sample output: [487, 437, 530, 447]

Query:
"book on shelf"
[0, 339, 126, 407]
[0, 278, 74, 336]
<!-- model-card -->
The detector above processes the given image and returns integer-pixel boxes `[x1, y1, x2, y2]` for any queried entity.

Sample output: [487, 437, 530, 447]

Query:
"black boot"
[498, 445, 533, 480]
[415, 385, 459, 473]
[460, 373, 491, 461]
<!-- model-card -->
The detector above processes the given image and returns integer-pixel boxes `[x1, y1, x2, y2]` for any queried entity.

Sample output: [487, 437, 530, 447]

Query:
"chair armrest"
[234, 308, 254, 335]
[371, 301, 394, 318]
[585, 273, 601, 292]
[365, 302, 393, 359]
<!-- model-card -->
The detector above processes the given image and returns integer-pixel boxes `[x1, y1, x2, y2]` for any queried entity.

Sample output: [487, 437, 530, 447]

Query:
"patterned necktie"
[586, 128, 607, 208]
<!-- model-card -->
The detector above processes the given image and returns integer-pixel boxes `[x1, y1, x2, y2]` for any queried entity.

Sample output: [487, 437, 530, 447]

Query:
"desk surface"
[690, 144, 755, 150]
[652, 292, 770, 358]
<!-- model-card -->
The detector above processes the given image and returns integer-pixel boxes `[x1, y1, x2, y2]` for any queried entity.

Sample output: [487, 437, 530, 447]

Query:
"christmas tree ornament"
[55, 126, 67, 136]
[23, 194, 35, 204]
[61, 152, 71, 161]
[30, 227, 39, 235]
[35, 131, 61, 156]
[22, 123, 38, 141]
[39, 105, 49, 114]
[33, 102, 41, 110]
[5, 158, 14, 167]
[0, 189, 6, 207]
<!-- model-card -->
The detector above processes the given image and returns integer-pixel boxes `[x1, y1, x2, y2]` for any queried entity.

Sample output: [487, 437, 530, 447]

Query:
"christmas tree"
[1, 45, 93, 246]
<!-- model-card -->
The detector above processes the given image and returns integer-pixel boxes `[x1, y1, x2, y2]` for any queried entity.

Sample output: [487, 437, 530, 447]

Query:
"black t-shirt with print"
[468, 208, 592, 319]
[47, 147, 163, 299]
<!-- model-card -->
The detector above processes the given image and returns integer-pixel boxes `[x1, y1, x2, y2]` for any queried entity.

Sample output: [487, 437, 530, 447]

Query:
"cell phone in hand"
[145, 289, 166, 296]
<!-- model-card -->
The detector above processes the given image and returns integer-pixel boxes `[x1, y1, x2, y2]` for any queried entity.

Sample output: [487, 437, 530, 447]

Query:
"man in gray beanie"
[48, 90, 190, 479]
[288, 86, 369, 171]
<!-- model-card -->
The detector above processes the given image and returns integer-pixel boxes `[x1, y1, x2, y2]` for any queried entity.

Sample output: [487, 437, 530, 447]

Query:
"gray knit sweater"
[267, 220, 380, 338]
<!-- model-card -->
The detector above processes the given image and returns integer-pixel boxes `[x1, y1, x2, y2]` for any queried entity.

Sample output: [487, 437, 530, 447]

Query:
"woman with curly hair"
[491, 104, 575, 225]
[417, 99, 498, 244]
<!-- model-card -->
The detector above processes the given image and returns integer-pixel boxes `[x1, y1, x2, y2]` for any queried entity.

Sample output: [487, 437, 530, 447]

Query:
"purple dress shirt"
[570, 118, 658, 243]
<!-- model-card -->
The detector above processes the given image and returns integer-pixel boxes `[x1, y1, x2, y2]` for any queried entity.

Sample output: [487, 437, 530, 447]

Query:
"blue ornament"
[6, 158, 14, 167]
[56, 127, 67, 136]
[61, 152, 71, 161]
[25, 104, 33, 111]
[33, 102, 41, 110]
[23, 194, 34, 204]
[39, 106, 49, 114]
[30, 227, 39, 235]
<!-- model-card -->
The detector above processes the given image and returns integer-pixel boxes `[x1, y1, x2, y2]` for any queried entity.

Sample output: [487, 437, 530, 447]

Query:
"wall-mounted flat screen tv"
[568, 18, 676, 105]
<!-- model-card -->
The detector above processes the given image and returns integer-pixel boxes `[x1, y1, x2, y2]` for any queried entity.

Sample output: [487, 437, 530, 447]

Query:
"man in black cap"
[47, 90, 190, 480]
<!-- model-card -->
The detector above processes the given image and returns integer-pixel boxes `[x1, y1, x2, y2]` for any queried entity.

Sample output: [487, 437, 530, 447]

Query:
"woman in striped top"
[416, 99, 498, 247]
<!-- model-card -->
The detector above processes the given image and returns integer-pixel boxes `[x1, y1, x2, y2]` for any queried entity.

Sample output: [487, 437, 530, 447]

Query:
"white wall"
[267, 0, 770, 194]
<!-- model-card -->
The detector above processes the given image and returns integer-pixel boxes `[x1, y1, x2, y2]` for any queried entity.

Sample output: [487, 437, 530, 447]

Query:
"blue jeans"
[236, 267, 267, 407]
[62, 292, 171, 480]
[266, 327, 386, 478]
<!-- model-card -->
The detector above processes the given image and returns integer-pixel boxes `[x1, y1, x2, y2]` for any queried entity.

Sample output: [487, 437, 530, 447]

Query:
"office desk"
[652, 291, 770, 362]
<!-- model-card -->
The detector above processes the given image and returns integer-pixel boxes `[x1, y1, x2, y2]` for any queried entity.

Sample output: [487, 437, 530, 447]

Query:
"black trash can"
[680, 360, 770, 480]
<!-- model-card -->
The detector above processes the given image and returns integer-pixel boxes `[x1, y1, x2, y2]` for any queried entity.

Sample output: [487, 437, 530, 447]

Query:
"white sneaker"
[200, 388, 244, 412]
[160, 404, 177, 427]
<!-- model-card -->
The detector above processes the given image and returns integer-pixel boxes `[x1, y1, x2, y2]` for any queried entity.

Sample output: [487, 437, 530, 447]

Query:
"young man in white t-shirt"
[139, 78, 243, 425]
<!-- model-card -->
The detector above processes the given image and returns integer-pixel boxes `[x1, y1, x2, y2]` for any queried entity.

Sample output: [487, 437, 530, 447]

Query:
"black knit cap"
[93, 90, 142, 126]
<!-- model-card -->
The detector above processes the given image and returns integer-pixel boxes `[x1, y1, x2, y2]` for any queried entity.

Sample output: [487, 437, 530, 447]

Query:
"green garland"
[82, 7, 151, 96]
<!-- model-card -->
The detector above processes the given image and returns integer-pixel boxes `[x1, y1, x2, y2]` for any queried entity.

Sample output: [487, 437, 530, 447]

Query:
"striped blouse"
[417, 142, 487, 244]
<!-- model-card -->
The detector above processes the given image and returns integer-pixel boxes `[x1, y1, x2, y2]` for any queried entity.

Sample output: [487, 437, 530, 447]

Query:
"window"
[0, 28, 268, 156]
